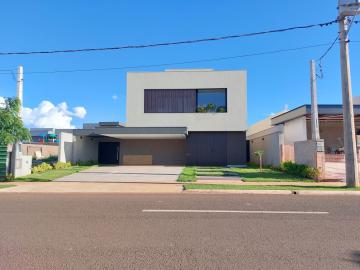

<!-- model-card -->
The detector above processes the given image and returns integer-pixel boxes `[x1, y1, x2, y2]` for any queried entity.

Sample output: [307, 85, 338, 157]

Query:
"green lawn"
[177, 167, 196, 182]
[0, 184, 16, 189]
[177, 164, 313, 183]
[230, 165, 313, 182]
[16, 166, 93, 182]
[184, 184, 360, 191]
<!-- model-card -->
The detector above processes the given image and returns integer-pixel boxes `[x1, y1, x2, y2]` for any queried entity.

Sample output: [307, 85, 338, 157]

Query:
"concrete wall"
[58, 132, 74, 163]
[294, 140, 317, 166]
[72, 136, 99, 163]
[249, 132, 281, 166]
[294, 140, 325, 179]
[119, 139, 186, 165]
[126, 70, 247, 132]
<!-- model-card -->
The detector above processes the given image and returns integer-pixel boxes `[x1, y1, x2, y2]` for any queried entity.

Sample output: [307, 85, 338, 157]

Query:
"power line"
[0, 19, 341, 56]
[318, 17, 359, 62]
[318, 34, 340, 62]
[317, 16, 360, 78]
[1, 41, 358, 75]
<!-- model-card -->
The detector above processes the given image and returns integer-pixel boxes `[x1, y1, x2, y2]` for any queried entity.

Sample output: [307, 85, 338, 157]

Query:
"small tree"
[206, 103, 216, 112]
[254, 150, 264, 172]
[0, 98, 31, 145]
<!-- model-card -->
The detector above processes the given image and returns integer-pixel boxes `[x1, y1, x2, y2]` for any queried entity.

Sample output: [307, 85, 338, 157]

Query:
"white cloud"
[21, 100, 87, 129]
[0, 97, 5, 108]
[112, 94, 118, 100]
[73, 107, 87, 119]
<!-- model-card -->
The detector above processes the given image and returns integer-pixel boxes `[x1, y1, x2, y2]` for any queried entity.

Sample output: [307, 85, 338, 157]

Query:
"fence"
[0, 145, 7, 181]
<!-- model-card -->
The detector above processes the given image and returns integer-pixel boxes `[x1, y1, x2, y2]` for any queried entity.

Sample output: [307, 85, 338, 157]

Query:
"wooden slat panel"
[123, 155, 153, 165]
[144, 89, 196, 113]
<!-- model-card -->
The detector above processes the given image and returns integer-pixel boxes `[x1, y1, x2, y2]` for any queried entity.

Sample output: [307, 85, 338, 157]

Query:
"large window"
[196, 89, 227, 113]
[144, 88, 227, 113]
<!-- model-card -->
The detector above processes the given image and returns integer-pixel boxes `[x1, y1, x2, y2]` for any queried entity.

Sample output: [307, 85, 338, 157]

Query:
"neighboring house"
[59, 69, 247, 166]
[247, 104, 360, 166]
[22, 128, 72, 159]
[30, 128, 61, 143]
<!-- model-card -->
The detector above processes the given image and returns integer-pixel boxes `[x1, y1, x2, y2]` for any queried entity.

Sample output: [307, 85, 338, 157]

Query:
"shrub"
[279, 161, 319, 179]
[75, 160, 98, 166]
[32, 162, 53, 174]
[5, 173, 15, 181]
[53, 162, 72, 170]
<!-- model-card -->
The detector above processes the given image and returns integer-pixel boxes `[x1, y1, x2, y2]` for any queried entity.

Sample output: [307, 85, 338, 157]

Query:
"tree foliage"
[0, 98, 31, 145]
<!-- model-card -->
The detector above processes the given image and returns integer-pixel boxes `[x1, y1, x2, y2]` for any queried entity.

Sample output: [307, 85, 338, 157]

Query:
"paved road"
[0, 194, 359, 270]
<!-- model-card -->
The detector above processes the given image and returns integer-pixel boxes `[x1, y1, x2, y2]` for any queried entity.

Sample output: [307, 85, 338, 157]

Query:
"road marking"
[142, 209, 329, 215]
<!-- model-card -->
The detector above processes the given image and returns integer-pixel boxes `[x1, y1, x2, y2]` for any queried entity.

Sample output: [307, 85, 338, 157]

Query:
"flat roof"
[73, 126, 188, 140]
[271, 104, 360, 125]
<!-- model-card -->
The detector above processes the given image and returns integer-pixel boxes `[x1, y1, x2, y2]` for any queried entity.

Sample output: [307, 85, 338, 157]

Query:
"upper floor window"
[196, 89, 227, 113]
[144, 88, 227, 113]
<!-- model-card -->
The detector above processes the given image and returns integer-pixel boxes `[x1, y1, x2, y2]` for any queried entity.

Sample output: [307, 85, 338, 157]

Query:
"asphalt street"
[0, 194, 359, 270]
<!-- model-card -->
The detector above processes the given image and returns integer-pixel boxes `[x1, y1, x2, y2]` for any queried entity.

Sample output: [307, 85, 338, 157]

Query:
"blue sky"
[0, 0, 359, 128]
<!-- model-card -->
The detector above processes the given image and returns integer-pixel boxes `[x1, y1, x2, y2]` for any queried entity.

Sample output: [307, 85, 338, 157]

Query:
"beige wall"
[21, 143, 59, 158]
[126, 70, 247, 131]
[249, 132, 281, 166]
[120, 139, 186, 165]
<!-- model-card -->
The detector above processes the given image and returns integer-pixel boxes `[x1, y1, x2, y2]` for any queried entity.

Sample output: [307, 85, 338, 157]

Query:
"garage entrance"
[98, 142, 120, 165]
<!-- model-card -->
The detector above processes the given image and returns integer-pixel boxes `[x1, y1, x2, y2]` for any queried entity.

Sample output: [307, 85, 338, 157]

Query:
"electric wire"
[0, 42, 353, 75]
[0, 19, 341, 56]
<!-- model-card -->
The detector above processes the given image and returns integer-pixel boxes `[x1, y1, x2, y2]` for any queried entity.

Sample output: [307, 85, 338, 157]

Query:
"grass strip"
[183, 184, 360, 191]
[0, 184, 16, 189]
[177, 167, 197, 182]
[230, 166, 313, 182]
[16, 166, 93, 182]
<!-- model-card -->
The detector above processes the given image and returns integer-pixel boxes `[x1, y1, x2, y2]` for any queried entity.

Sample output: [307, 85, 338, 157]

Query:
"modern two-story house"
[59, 69, 247, 166]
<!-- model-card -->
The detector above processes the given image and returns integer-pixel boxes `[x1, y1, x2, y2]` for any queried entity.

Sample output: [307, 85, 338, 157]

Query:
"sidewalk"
[0, 182, 183, 193]
[0, 179, 349, 194]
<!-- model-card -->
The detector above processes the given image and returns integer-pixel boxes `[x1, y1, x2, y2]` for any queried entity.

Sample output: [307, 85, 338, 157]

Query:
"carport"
[61, 125, 188, 166]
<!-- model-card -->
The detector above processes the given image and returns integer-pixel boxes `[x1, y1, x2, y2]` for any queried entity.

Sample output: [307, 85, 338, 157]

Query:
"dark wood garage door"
[186, 132, 227, 166]
[98, 142, 120, 165]
[186, 132, 247, 166]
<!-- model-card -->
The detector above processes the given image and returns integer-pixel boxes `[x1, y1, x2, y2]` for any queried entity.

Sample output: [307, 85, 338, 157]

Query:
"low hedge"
[53, 161, 72, 170]
[32, 161, 72, 174]
[32, 162, 54, 174]
[279, 161, 319, 179]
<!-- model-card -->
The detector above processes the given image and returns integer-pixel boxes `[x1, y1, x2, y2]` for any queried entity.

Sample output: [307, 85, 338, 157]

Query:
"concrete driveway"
[54, 165, 184, 183]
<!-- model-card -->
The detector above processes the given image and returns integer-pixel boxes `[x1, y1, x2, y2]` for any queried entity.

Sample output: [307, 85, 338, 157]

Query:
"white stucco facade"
[282, 116, 307, 145]
[126, 70, 247, 131]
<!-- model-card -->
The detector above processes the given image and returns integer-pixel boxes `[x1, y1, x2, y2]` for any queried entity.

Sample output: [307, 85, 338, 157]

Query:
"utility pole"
[16, 65, 24, 117]
[11, 65, 24, 177]
[310, 60, 320, 141]
[338, 0, 360, 187]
